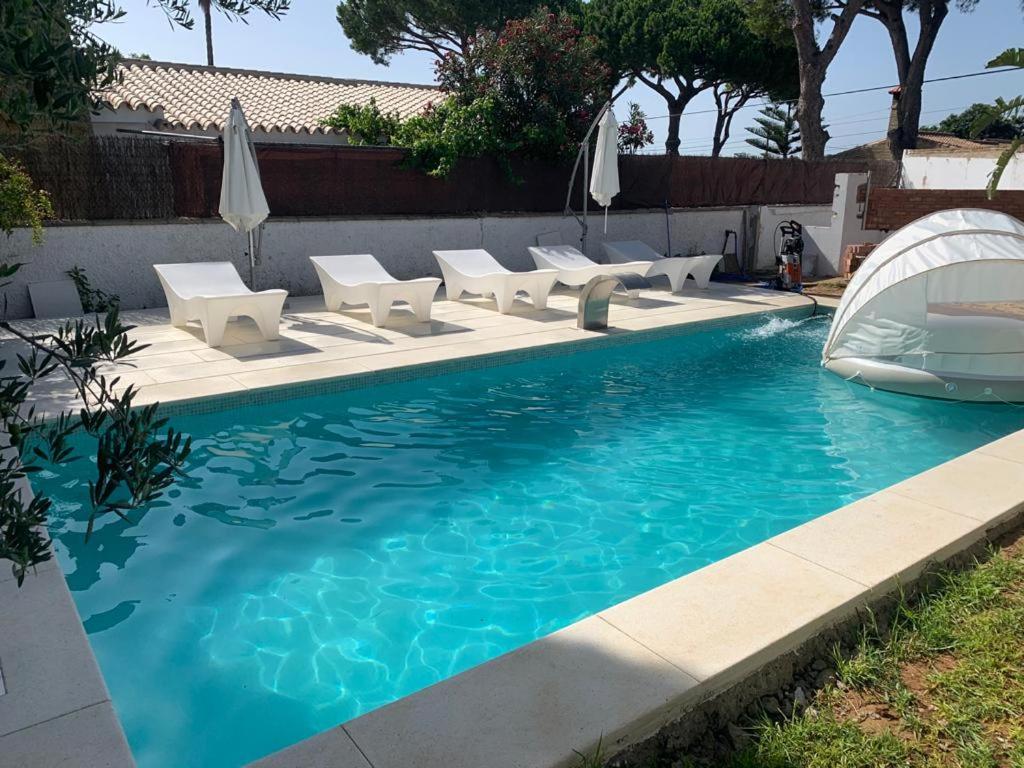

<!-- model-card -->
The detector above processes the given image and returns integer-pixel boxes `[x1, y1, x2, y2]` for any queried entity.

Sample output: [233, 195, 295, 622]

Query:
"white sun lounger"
[310, 254, 441, 327]
[433, 249, 557, 313]
[528, 245, 653, 299]
[602, 241, 724, 291]
[153, 262, 287, 348]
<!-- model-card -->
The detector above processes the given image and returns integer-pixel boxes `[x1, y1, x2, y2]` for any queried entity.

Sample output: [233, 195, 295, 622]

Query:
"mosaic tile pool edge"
[156, 304, 817, 419]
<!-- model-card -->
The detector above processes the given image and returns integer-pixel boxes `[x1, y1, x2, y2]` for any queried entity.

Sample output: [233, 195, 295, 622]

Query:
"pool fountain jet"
[577, 273, 652, 330]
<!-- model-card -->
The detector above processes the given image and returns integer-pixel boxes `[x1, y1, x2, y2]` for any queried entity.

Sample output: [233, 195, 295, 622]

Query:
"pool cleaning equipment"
[822, 208, 1024, 402]
[771, 220, 804, 292]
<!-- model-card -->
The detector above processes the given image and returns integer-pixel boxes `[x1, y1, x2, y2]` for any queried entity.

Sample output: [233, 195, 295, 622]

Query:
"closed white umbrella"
[589, 107, 619, 233]
[220, 98, 269, 287]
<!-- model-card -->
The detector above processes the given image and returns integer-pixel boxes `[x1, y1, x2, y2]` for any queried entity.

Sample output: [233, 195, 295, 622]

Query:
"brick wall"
[865, 187, 1024, 230]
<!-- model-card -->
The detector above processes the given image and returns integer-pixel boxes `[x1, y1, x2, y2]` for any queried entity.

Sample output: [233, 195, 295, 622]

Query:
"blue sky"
[100, 0, 1024, 155]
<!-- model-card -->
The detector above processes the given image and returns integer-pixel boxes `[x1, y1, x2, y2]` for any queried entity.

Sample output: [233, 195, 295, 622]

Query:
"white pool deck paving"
[2, 283, 1023, 768]
[1, 282, 811, 416]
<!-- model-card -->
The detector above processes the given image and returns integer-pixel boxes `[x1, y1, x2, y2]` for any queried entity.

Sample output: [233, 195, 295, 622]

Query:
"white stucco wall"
[754, 205, 833, 273]
[0, 208, 765, 319]
[901, 151, 1024, 190]
[803, 173, 886, 276]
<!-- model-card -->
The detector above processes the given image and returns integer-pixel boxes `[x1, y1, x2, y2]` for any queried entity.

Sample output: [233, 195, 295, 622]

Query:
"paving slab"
[977, 429, 1024, 464]
[248, 726, 370, 768]
[768, 490, 986, 592]
[341, 616, 699, 768]
[0, 567, 109, 738]
[0, 702, 133, 768]
[889, 451, 1024, 526]
[597, 543, 865, 689]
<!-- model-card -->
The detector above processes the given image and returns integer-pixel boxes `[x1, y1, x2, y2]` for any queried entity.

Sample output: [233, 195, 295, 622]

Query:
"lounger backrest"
[433, 249, 510, 277]
[528, 246, 596, 268]
[311, 254, 394, 284]
[153, 262, 250, 299]
[602, 241, 662, 263]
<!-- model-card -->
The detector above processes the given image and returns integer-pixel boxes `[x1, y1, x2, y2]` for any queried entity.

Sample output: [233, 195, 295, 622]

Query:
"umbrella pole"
[582, 143, 589, 257]
[248, 229, 256, 289]
[665, 199, 673, 258]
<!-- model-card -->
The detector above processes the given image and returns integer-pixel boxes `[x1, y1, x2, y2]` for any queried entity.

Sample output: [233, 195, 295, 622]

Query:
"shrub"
[0, 155, 53, 245]
[322, 7, 611, 176]
[319, 97, 404, 145]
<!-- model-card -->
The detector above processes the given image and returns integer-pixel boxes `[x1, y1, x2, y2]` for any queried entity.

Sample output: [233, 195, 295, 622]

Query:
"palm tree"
[201, 0, 291, 65]
[973, 48, 1024, 198]
[155, 0, 291, 66]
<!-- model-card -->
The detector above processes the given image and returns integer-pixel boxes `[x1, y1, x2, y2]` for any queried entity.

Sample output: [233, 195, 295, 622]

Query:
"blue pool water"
[38, 312, 1024, 767]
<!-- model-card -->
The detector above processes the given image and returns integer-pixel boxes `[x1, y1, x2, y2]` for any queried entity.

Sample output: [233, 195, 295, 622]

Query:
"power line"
[638, 66, 1023, 122]
[666, 102, 975, 153]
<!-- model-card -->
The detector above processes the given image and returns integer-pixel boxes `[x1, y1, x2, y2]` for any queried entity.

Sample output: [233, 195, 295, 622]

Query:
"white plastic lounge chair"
[153, 262, 287, 348]
[528, 245, 653, 299]
[602, 241, 724, 291]
[310, 254, 441, 327]
[433, 249, 557, 313]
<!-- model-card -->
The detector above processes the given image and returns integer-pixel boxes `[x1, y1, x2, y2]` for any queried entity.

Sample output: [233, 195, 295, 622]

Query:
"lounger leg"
[251, 305, 282, 341]
[167, 303, 188, 327]
[667, 270, 686, 292]
[410, 292, 434, 322]
[323, 287, 345, 312]
[691, 265, 714, 289]
[444, 279, 464, 301]
[198, 306, 231, 347]
[528, 283, 551, 310]
[493, 286, 516, 314]
[368, 297, 393, 327]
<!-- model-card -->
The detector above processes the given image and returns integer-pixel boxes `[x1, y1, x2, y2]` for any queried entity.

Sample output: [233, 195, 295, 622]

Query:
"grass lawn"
[729, 530, 1024, 768]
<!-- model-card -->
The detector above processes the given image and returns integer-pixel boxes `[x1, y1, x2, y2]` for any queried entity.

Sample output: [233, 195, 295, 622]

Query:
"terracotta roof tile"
[97, 59, 438, 135]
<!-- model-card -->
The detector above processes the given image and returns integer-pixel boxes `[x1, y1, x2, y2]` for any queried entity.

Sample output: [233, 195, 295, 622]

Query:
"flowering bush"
[324, 7, 611, 176]
[617, 102, 654, 154]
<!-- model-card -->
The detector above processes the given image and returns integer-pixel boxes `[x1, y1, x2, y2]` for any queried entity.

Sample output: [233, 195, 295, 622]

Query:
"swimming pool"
[38, 312, 1024, 767]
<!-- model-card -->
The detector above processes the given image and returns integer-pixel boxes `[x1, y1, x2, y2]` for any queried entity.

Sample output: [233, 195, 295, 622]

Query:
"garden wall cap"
[95, 59, 439, 136]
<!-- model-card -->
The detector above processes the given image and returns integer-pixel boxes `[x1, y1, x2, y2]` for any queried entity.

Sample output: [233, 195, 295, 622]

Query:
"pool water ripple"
[37, 313, 1024, 767]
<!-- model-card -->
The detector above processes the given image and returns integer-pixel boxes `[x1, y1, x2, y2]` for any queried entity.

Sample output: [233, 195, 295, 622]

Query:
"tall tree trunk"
[634, 74, 703, 155]
[712, 84, 754, 157]
[665, 97, 684, 155]
[872, 0, 949, 159]
[201, 0, 215, 66]
[796, 65, 827, 159]
[790, 0, 865, 160]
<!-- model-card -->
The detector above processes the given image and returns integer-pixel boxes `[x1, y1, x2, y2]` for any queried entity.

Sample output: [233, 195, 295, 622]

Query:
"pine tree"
[745, 103, 801, 159]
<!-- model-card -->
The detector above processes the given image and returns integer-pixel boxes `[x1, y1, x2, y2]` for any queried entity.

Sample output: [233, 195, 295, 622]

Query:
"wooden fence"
[9, 136, 888, 221]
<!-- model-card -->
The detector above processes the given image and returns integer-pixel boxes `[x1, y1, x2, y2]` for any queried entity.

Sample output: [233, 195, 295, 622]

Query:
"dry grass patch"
[804, 277, 850, 297]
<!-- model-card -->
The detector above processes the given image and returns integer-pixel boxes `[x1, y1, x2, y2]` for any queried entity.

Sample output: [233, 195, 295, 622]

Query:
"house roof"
[832, 131, 1009, 161]
[96, 59, 438, 135]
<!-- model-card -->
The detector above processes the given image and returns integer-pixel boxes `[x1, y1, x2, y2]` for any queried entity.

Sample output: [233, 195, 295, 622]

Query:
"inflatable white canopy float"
[822, 209, 1024, 402]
